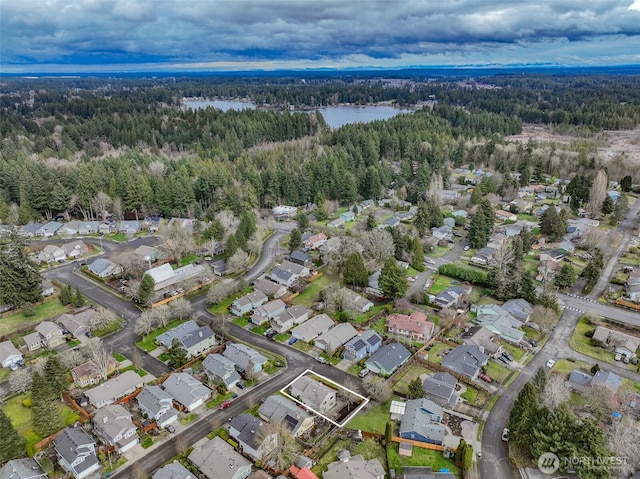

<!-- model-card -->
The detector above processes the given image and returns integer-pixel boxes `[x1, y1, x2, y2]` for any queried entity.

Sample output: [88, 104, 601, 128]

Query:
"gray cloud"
[1, 0, 640, 70]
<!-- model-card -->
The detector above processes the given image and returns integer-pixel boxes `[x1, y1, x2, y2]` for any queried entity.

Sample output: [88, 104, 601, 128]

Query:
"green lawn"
[206, 392, 235, 409]
[354, 438, 387, 470]
[353, 305, 387, 324]
[93, 319, 123, 337]
[0, 300, 67, 337]
[209, 286, 253, 316]
[429, 275, 454, 295]
[232, 317, 250, 327]
[136, 319, 190, 352]
[346, 399, 393, 434]
[393, 366, 432, 395]
[180, 253, 200, 266]
[460, 387, 478, 403]
[0, 369, 10, 383]
[387, 442, 460, 477]
[426, 343, 453, 364]
[484, 361, 512, 383]
[569, 317, 617, 363]
[107, 233, 127, 242]
[500, 343, 525, 361]
[274, 333, 289, 343]
[180, 413, 197, 425]
[252, 324, 268, 335]
[293, 340, 314, 352]
[551, 358, 593, 375]
[311, 439, 351, 477]
[120, 365, 148, 377]
[113, 352, 127, 362]
[294, 274, 333, 307]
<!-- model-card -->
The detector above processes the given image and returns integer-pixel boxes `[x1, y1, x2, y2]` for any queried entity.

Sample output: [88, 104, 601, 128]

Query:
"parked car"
[358, 369, 370, 378]
[498, 355, 510, 365]
[546, 359, 556, 368]
[478, 373, 492, 383]
[263, 328, 275, 337]
[9, 363, 19, 371]
[424, 259, 436, 265]
[17, 360, 25, 368]
[288, 337, 298, 345]
[463, 245, 470, 251]
[237, 381, 245, 390]
[165, 424, 176, 433]
[623, 355, 630, 364]
[615, 353, 622, 361]
[501, 428, 509, 442]
[218, 401, 232, 410]
[501, 352, 514, 362]
[315, 356, 327, 364]
[528, 339, 537, 348]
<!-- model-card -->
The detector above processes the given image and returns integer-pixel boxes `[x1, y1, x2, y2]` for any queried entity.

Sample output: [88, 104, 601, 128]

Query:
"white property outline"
[280, 369, 370, 427]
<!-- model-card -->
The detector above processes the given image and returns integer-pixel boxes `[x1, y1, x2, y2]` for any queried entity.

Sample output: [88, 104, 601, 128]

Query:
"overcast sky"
[2, 0, 640, 73]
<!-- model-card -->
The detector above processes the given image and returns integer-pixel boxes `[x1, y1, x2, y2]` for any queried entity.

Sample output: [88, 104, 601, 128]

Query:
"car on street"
[358, 368, 370, 378]
[407, 276, 416, 282]
[165, 424, 176, 433]
[502, 428, 509, 442]
[218, 401, 232, 410]
[546, 359, 556, 368]
[315, 356, 327, 364]
[424, 259, 436, 265]
[463, 245, 470, 251]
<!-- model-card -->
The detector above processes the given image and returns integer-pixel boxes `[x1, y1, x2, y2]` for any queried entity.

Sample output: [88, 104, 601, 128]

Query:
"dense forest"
[0, 73, 638, 223]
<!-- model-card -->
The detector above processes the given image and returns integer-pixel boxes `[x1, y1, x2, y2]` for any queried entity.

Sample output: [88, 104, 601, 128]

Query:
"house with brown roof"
[72, 358, 119, 387]
[387, 311, 434, 342]
[304, 233, 327, 250]
[253, 278, 288, 299]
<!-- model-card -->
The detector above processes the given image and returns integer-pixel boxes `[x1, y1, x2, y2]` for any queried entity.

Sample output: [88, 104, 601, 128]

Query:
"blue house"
[343, 330, 383, 362]
[399, 398, 446, 446]
[340, 211, 355, 222]
[118, 220, 141, 234]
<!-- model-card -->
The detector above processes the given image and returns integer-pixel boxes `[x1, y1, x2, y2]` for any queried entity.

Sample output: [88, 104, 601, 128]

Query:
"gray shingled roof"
[156, 320, 200, 347]
[137, 385, 174, 416]
[400, 399, 445, 445]
[152, 461, 195, 479]
[162, 373, 211, 408]
[365, 342, 411, 374]
[257, 395, 311, 433]
[229, 413, 268, 450]
[54, 427, 96, 466]
[0, 458, 47, 479]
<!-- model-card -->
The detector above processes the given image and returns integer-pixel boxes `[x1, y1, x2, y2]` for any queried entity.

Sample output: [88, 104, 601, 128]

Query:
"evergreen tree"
[167, 338, 189, 369]
[314, 194, 328, 221]
[72, 286, 85, 307]
[468, 208, 489, 249]
[43, 356, 68, 399]
[470, 186, 483, 205]
[203, 219, 224, 242]
[408, 378, 424, 399]
[573, 419, 610, 479]
[225, 233, 238, 257]
[59, 284, 72, 306]
[410, 238, 425, 271]
[31, 372, 63, 438]
[295, 211, 309, 231]
[540, 207, 566, 241]
[532, 367, 548, 394]
[601, 195, 614, 215]
[379, 257, 408, 299]
[343, 253, 369, 287]
[288, 228, 302, 252]
[426, 196, 443, 228]
[0, 229, 43, 307]
[520, 271, 537, 304]
[0, 408, 25, 463]
[554, 263, 576, 289]
[365, 211, 377, 231]
[519, 226, 536, 252]
[530, 404, 579, 472]
[620, 175, 632, 192]
[414, 201, 429, 236]
[137, 274, 156, 307]
[613, 193, 629, 223]
[508, 382, 539, 447]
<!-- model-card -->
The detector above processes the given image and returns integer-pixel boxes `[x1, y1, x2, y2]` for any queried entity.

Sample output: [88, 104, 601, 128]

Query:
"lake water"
[185, 99, 413, 128]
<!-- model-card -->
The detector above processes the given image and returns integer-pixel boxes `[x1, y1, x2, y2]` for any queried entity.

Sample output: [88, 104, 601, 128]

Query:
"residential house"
[35, 321, 66, 348]
[156, 320, 201, 348]
[397, 211, 416, 222]
[474, 306, 525, 344]
[212, 259, 227, 276]
[403, 467, 456, 479]
[291, 314, 335, 342]
[470, 247, 496, 266]
[566, 370, 593, 394]
[133, 244, 165, 263]
[431, 226, 453, 242]
[229, 414, 276, 461]
[257, 395, 314, 438]
[328, 217, 345, 228]
[441, 345, 488, 380]
[78, 221, 100, 235]
[71, 357, 118, 387]
[251, 298, 287, 325]
[592, 326, 640, 358]
[343, 330, 383, 362]
[487, 233, 508, 251]
[290, 376, 336, 414]
[433, 284, 472, 309]
[152, 462, 195, 479]
[21, 223, 43, 237]
[537, 256, 561, 282]
[399, 398, 446, 446]
[57, 307, 97, 338]
[92, 404, 138, 453]
[37, 244, 66, 264]
[23, 331, 44, 352]
[61, 241, 89, 260]
[58, 221, 82, 236]
[510, 198, 533, 213]
[304, 233, 327, 250]
[323, 454, 385, 479]
[41, 279, 55, 297]
[273, 205, 297, 219]
[54, 427, 100, 479]
[387, 311, 435, 342]
[422, 372, 459, 408]
[252, 278, 287, 299]
[136, 385, 178, 427]
[451, 210, 468, 219]
[592, 370, 622, 393]
[365, 342, 412, 376]
[0, 340, 23, 368]
[202, 354, 241, 389]
[178, 325, 217, 358]
[278, 260, 310, 278]
[188, 436, 252, 479]
[272, 304, 311, 333]
[98, 222, 116, 235]
[342, 288, 374, 313]
[384, 217, 400, 228]
[231, 290, 269, 317]
[626, 269, 640, 303]
[315, 323, 359, 352]
[40, 221, 63, 237]
[163, 373, 212, 412]
[290, 250, 312, 267]
[340, 211, 356, 223]
[501, 298, 533, 324]
[360, 199, 375, 210]
[145, 262, 205, 291]
[0, 224, 12, 238]
[495, 210, 517, 222]
[460, 326, 502, 357]
[85, 370, 144, 408]
[269, 268, 299, 288]
[118, 220, 141, 234]
[88, 258, 123, 278]
[0, 458, 47, 479]
[441, 190, 460, 203]
[223, 342, 268, 374]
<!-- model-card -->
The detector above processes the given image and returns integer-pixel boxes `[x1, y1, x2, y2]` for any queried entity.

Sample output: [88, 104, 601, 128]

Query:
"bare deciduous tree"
[322, 236, 360, 272]
[207, 282, 234, 305]
[135, 311, 157, 337]
[148, 160, 166, 179]
[541, 374, 570, 409]
[112, 197, 124, 221]
[91, 192, 112, 221]
[530, 305, 558, 331]
[364, 377, 392, 402]
[157, 222, 196, 262]
[89, 306, 117, 332]
[151, 305, 171, 329]
[257, 422, 301, 473]
[61, 348, 84, 369]
[428, 173, 444, 206]
[89, 348, 114, 381]
[586, 169, 607, 218]
[580, 226, 607, 252]
[9, 368, 32, 393]
[606, 417, 640, 478]
[8, 203, 20, 225]
[361, 229, 395, 263]
[170, 297, 193, 321]
[322, 283, 346, 313]
[211, 314, 230, 337]
[216, 210, 239, 237]
[31, 357, 48, 374]
[81, 337, 104, 358]
[227, 249, 250, 274]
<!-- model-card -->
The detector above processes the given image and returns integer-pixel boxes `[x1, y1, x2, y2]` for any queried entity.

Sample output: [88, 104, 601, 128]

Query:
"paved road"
[245, 229, 288, 283]
[557, 293, 640, 327]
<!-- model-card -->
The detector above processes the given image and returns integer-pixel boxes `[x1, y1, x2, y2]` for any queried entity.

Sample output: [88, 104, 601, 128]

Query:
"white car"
[501, 428, 509, 442]
[546, 359, 556, 368]
[464, 245, 470, 251]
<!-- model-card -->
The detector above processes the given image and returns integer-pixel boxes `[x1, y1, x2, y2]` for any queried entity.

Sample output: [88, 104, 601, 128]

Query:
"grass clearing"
[93, 319, 123, 337]
[425, 343, 453, 364]
[0, 300, 67, 337]
[460, 387, 478, 403]
[295, 274, 333, 307]
[0, 369, 10, 383]
[293, 341, 314, 352]
[387, 442, 460, 477]
[136, 319, 190, 352]
[208, 287, 252, 316]
[393, 365, 432, 395]
[312, 438, 351, 477]
[485, 361, 512, 383]
[346, 399, 392, 434]
[180, 253, 200, 266]
[180, 413, 198, 425]
[354, 438, 387, 470]
[569, 317, 616, 363]
[500, 343, 525, 361]
[113, 352, 127, 362]
[551, 358, 592, 375]
[429, 275, 453, 295]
